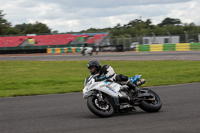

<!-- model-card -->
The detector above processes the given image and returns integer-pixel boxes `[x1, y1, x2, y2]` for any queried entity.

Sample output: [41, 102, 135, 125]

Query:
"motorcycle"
[82, 47, 93, 56]
[83, 75, 162, 117]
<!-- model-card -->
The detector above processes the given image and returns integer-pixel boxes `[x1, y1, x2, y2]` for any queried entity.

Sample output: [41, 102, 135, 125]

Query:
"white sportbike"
[82, 47, 93, 56]
[83, 75, 162, 117]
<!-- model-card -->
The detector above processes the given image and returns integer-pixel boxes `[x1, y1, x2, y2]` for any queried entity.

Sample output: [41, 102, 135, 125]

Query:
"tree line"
[82, 18, 200, 39]
[1, 10, 200, 38]
[0, 10, 51, 35]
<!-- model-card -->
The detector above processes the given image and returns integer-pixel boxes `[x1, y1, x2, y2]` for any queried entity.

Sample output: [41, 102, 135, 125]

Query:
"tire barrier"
[47, 47, 83, 54]
[136, 43, 200, 52]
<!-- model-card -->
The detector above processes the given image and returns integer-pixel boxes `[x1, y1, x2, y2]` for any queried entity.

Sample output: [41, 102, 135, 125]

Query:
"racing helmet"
[87, 59, 101, 75]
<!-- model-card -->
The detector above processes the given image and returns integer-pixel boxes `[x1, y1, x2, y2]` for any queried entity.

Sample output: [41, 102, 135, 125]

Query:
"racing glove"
[95, 76, 108, 82]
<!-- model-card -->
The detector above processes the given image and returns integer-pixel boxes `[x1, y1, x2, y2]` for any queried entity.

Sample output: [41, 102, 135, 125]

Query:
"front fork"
[96, 91, 104, 102]
[95, 91, 121, 111]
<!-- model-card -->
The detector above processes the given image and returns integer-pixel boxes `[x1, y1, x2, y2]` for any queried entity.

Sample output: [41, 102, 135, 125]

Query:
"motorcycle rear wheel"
[87, 94, 114, 117]
[139, 88, 162, 112]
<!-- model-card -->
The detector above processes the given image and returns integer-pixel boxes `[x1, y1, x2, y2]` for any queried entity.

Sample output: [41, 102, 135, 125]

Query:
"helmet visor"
[88, 67, 95, 74]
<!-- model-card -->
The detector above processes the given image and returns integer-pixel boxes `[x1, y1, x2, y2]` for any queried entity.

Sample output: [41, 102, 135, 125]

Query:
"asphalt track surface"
[0, 51, 200, 61]
[0, 51, 200, 133]
[0, 83, 200, 133]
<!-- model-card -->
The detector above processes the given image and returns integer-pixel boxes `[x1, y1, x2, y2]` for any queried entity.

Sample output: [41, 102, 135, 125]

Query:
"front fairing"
[129, 75, 142, 83]
[83, 77, 122, 99]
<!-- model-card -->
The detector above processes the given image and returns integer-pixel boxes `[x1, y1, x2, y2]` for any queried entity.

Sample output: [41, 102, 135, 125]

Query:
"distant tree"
[144, 19, 153, 28]
[14, 23, 27, 33]
[85, 28, 98, 32]
[127, 19, 142, 27]
[33, 22, 51, 33]
[114, 23, 121, 29]
[15, 21, 51, 34]
[4, 27, 21, 35]
[158, 17, 182, 27]
[52, 30, 59, 34]
[0, 10, 13, 35]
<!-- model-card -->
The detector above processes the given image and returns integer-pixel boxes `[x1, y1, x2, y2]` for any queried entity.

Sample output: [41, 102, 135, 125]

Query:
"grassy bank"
[0, 60, 200, 97]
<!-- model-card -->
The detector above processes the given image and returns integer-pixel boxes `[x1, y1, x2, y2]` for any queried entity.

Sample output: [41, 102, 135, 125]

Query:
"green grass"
[0, 60, 200, 97]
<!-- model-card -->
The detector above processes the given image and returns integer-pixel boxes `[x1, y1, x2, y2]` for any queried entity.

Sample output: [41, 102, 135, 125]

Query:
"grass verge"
[0, 60, 200, 97]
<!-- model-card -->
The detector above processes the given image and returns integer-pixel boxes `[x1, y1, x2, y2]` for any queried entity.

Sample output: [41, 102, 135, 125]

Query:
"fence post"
[167, 32, 171, 43]
[184, 31, 188, 43]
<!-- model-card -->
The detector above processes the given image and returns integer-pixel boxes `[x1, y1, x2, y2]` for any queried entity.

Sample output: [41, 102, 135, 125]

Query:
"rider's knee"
[115, 74, 129, 84]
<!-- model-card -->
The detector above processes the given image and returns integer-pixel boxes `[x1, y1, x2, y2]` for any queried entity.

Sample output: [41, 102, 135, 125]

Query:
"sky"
[1, 0, 200, 33]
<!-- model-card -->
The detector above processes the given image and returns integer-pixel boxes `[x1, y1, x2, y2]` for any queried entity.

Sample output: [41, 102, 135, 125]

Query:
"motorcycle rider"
[87, 59, 139, 95]
[82, 43, 88, 54]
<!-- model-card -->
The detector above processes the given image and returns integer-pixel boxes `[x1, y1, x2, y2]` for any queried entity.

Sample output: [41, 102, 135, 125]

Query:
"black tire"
[139, 88, 162, 112]
[87, 94, 114, 117]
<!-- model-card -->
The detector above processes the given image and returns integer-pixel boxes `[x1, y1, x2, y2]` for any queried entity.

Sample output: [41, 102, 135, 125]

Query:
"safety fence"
[136, 43, 200, 52]
[46, 45, 125, 53]
[47, 47, 82, 53]
[47, 43, 200, 53]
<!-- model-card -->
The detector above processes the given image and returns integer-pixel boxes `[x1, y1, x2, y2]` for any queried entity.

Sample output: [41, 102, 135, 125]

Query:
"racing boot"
[135, 79, 146, 86]
[127, 81, 139, 96]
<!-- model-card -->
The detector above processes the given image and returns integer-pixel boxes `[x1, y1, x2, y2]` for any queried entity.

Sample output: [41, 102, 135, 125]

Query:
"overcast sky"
[1, 0, 200, 33]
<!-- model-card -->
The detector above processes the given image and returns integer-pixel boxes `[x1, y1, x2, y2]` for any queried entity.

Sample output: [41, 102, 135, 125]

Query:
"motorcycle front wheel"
[87, 94, 114, 117]
[139, 88, 162, 112]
